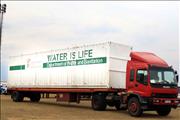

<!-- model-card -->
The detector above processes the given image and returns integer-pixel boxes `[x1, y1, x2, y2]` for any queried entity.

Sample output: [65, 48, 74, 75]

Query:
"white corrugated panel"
[109, 42, 132, 88]
[8, 42, 132, 89]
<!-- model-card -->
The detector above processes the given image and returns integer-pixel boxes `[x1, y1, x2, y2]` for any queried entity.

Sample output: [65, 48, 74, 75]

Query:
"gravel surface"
[1, 95, 179, 120]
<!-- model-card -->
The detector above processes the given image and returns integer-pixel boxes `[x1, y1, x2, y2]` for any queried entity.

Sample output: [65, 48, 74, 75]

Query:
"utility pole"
[0, 3, 6, 81]
[0, 3, 6, 50]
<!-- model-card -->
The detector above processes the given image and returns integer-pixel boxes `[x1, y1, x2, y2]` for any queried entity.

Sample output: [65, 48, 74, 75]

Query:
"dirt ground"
[0, 95, 179, 120]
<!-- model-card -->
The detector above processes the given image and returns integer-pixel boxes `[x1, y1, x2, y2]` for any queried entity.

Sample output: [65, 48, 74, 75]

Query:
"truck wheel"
[128, 97, 143, 117]
[156, 106, 171, 116]
[11, 91, 24, 102]
[92, 94, 107, 111]
[30, 93, 41, 102]
[115, 101, 121, 110]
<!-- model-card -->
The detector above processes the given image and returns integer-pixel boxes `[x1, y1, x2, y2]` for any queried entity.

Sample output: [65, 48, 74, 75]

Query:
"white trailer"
[8, 42, 132, 89]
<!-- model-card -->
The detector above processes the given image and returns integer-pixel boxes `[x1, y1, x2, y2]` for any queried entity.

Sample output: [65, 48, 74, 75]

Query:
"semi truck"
[7, 42, 179, 117]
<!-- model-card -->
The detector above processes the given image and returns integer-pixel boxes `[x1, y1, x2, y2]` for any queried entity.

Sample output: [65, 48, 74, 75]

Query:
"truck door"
[133, 63, 149, 96]
[127, 62, 150, 96]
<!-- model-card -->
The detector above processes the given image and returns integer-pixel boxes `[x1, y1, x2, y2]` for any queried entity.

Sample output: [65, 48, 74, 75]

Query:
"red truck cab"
[125, 52, 179, 116]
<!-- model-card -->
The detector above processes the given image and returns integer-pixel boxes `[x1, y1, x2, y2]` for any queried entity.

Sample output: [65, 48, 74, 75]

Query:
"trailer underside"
[7, 88, 125, 93]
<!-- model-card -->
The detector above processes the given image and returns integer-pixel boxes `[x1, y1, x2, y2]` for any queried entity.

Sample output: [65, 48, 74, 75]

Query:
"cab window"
[130, 69, 135, 81]
[136, 69, 148, 85]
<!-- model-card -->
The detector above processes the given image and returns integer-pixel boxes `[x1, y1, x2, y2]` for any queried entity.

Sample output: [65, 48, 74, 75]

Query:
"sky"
[1, 1, 179, 85]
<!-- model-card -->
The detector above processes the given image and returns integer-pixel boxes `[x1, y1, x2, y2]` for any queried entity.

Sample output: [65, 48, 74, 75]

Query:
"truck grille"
[153, 93, 177, 98]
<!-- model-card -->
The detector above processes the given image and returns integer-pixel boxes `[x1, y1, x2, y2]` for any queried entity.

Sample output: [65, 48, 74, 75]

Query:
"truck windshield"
[150, 67, 177, 85]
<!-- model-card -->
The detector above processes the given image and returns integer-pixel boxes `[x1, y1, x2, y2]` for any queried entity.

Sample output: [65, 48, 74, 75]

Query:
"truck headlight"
[153, 99, 160, 103]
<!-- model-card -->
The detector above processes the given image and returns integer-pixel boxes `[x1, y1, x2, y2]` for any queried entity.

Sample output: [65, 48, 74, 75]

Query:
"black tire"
[92, 93, 107, 111]
[115, 101, 121, 110]
[156, 106, 171, 116]
[128, 97, 143, 117]
[115, 101, 127, 110]
[30, 93, 41, 102]
[11, 91, 24, 102]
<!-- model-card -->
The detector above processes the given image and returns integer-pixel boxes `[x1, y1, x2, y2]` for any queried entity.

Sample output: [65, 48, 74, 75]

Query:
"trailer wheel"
[92, 94, 107, 111]
[128, 97, 143, 117]
[30, 93, 41, 102]
[115, 101, 121, 110]
[156, 106, 171, 116]
[11, 91, 24, 102]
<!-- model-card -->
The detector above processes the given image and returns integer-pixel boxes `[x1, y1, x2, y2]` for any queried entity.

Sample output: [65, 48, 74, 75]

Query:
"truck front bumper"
[152, 98, 180, 106]
[140, 97, 180, 110]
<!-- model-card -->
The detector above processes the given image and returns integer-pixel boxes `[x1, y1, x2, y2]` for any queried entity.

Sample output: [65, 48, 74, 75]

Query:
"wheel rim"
[129, 102, 137, 112]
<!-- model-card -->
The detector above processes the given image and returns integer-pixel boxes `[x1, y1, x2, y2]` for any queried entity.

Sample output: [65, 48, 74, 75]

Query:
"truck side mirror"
[177, 75, 179, 83]
[174, 70, 179, 83]
[176, 75, 179, 83]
